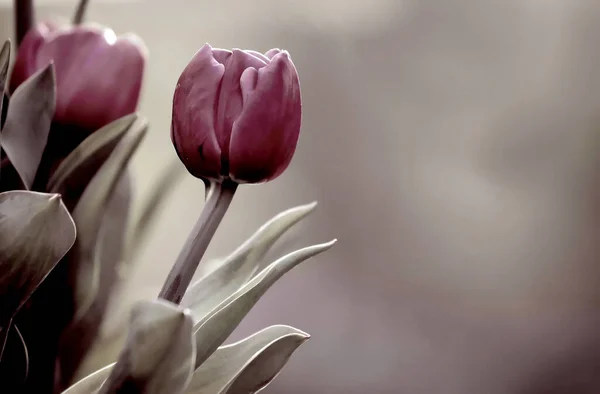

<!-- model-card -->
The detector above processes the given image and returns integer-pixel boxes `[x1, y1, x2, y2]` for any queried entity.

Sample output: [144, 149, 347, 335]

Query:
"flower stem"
[73, 0, 90, 25]
[158, 179, 237, 304]
[14, 0, 34, 48]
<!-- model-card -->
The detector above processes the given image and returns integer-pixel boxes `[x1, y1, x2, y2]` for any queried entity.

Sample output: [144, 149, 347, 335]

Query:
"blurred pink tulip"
[171, 44, 302, 184]
[10, 22, 146, 130]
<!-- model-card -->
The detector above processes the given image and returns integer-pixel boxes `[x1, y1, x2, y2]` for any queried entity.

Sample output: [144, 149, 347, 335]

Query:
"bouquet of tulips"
[0, 1, 335, 393]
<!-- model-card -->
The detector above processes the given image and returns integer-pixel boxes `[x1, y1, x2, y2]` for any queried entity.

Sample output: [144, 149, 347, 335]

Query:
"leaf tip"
[1, 39, 10, 56]
[320, 238, 337, 249]
[303, 200, 318, 211]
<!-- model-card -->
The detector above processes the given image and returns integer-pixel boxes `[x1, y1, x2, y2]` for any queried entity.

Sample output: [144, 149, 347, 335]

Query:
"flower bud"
[171, 44, 302, 184]
[10, 22, 146, 130]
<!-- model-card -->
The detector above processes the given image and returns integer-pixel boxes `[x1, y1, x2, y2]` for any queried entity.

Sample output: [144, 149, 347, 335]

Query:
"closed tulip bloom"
[10, 22, 146, 130]
[171, 44, 302, 184]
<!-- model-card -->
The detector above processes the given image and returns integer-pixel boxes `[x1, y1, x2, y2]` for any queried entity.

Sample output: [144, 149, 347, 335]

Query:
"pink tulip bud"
[10, 22, 147, 130]
[171, 44, 302, 184]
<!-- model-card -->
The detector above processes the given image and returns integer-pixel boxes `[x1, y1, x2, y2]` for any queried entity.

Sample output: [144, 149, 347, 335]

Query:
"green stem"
[73, 0, 90, 25]
[14, 0, 34, 48]
[158, 180, 237, 304]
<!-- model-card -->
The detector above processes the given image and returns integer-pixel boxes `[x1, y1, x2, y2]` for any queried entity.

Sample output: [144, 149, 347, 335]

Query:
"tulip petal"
[215, 49, 268, 172]
[229, 52, 302, 183]
[246, 50, 270, 63]
[35, 26, 145, 129]
[264, 48, 282, 60]
[9, 22, 55, 93]
[171, 44, 226, 179]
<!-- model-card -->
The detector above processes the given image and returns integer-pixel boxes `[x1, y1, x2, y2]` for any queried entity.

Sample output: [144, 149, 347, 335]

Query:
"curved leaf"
[57, 172, 133, 388]
[223, 333, 308, 393]
[70, 117, 147, 319]
[0, 39, 10, 117]
[0, 63, 56, 189]
[98, 300, 195, 394]
[47, 113, 138, 209]
[61, 363, 114, 394]
[182, 202, 317, 321]
[0, 323, 29, 390]
[0, 191, 75, 324]
[192, 240, 336, 368]
[186, 325, 309, 394]
[51, 119, 145, 388]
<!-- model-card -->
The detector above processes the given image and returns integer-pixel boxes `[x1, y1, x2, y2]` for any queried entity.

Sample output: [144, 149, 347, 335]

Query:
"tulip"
[171, 44, 302, 184]
[10, 22, 146, 130]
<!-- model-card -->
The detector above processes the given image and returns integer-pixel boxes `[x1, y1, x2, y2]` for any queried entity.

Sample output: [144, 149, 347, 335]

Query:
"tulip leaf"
[97, 299, 195, 394]
[192, 239, 336, 368]
[0, 39, 10, 117]
[186, 325, 309, 394]
[69, 116, 147, 319]
[61, 363, 114, 394]
[57, 172, 133, 388]
[0, 191, 76, 325]
[222, 333, 307, 394]
[181, 202, 317, 322]
[126, 159, 185, 262]
[47, 113, 139, 210]
[0, 323, 29, 390]
[52, 120, 145, 388]
[0, 63, 56, 189]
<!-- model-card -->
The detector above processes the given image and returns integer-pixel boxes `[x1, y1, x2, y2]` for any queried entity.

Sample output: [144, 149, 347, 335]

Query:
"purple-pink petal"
[172, 44, 226, 179]
[228, 51, 301, 183]
[215, 49, 269, 169]
[265, 48, 282, 60]
[10, 22, 146, 130]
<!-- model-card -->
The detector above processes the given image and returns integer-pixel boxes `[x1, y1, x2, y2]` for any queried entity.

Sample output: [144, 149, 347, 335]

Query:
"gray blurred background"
[3, 1, 600, 393]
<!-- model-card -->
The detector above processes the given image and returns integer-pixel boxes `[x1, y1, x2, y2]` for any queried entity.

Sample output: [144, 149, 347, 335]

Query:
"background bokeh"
[2, 1, 600, 393]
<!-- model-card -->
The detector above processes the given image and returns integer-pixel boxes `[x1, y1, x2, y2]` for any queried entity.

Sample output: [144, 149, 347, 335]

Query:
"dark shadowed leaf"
[0, 323, 29, 390]
[186, 325, 309, 394]
[47, 113, 138, 210]
[57, 172, 133, 388]
[98, 299, 195, 394]
[0, 191, 75, 324]
[0, 63, 56, 189]
[191, 240, 336, 369]
[16, 120, 145, 394]
[126, 159, 185, 262]
[69, 117, 146, 320]
[182, 202, 317, 322]
[0, 40, 10, 117]
[51, 120, 145, 388]
[1, 93, 8, 130]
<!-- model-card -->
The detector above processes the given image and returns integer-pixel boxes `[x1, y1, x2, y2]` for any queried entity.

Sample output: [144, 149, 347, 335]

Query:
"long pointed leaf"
[70, 117, 147, 318]
[0, 63, 56, 189]
[57, 172, 133, 388]
[186, 325, 309, 394]
[223, 333, 308, 393]
[98, 300, 195, 394]
[182, 202, 317, 321]
[52, 119, 145, 388]
[192, 240, 336, 368]
[47, 113, 138, 209]
[0, 39, 10, 117]
[0, 323, 29, 390]
[62, 363, 114, 394]
[0, 191, 76, 324]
